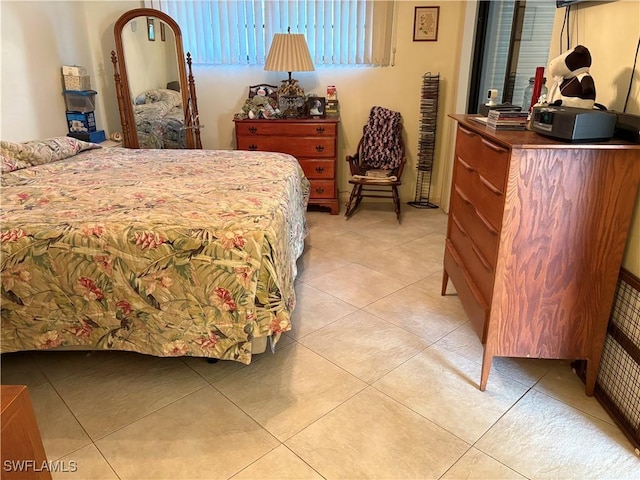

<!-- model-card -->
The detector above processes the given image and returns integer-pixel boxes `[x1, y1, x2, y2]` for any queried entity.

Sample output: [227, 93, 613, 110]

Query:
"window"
[149, 0, 394, 66]
[468, 0, 556, 113]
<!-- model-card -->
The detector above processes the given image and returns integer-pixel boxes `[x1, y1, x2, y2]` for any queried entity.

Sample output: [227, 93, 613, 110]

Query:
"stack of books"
[325, 85, 339, 117]
[325, 99, 339, 117]
[487, 110, 528, 130]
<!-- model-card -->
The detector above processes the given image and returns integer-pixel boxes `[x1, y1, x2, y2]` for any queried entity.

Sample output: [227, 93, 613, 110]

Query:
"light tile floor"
[2, 205, 638, 479]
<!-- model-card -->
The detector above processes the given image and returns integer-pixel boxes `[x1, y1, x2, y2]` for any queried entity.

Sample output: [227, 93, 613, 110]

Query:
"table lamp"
[264, 28, 314, 117]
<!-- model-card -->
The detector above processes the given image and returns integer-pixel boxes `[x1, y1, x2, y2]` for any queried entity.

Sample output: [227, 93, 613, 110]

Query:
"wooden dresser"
[443, 114, 640, 395]
[234, 118, 340, 214]
[1, 385, 52, 480]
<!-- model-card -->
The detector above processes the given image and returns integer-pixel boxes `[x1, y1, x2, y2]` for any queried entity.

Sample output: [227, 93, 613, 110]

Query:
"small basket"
[62, 65, 87, 77]
[63, 75, 91, 91]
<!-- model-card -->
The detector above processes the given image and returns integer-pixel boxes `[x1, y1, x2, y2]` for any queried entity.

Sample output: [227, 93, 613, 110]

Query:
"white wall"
[0, 0, 140, 141]
[1, 1, 93, 140]
[547, 0, 640, 277]
[82, 1, 144, 136]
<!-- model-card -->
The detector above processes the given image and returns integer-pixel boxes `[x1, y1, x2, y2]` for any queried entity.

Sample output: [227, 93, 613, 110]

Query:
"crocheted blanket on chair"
[361, 106, 403, 171]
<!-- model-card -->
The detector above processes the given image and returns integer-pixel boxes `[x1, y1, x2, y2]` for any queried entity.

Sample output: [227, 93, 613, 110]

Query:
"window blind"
[148, 0, 394, 66]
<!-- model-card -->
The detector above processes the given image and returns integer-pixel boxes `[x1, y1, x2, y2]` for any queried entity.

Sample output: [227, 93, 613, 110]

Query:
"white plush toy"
[546, 45, 596, 109]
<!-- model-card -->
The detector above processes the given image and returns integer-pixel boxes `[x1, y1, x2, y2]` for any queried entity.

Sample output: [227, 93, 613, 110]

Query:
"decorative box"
[66, 111, 96, 133]
[63, 75, 91, 91]
[63, 90, 97, 113]
[62, 65, 87, 76]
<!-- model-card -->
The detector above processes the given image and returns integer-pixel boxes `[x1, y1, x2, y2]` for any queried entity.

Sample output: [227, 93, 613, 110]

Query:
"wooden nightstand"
[1, 385, 52, 480]
[234, 117, 340, 214]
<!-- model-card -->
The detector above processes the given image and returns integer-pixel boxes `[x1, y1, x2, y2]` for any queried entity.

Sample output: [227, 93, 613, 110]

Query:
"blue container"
[67, 130, 106, 143]
[66, 111, 96, 133]
[63, 90, 97, 113]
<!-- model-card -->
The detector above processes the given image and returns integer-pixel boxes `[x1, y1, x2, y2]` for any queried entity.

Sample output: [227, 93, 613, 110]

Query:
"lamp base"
[278, 78, 305, 97]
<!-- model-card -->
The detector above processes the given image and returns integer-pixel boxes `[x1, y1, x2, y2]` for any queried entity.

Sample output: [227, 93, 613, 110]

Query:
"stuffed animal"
[546, 45, 596, 109]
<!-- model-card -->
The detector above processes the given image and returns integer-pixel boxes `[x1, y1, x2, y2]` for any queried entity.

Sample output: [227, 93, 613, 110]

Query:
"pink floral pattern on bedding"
[1, 148, 309, 363]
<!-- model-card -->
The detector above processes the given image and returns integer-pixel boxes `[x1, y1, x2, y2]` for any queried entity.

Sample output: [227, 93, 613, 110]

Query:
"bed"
[0, 137, 309, 363]
[133, 88, 188, 149]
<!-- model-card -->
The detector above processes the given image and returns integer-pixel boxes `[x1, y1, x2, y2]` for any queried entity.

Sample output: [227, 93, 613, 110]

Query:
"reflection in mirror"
[123, 17, 184, 148]
[111, 8, 202, 149]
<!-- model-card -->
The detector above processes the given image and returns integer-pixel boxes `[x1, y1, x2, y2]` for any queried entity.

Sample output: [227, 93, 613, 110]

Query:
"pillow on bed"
[143, 88, 183, 108]
[1, 136, 101, 172]
[1, 150, 30, 174]
[134, 93, 148, 105]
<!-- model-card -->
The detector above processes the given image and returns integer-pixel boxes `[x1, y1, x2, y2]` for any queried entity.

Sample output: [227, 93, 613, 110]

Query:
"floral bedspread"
[134, 104, 188, 149]
[133, 89, 187, 149]
[161, 106, 188, 149]
[1, 148, 309, 363]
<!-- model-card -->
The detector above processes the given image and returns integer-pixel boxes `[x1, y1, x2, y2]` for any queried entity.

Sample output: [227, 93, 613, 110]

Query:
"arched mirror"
[111, 8, 202, 149]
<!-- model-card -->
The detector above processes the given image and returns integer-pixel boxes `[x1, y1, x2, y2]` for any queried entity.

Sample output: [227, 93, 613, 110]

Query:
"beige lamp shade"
[264, 32, 315, 76]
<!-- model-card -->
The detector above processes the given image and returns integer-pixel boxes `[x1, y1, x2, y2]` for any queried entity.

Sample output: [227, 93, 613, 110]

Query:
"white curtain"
[149, 0, 394, 66]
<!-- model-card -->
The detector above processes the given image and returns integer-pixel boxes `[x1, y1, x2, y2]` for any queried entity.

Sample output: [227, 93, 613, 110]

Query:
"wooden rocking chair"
[344, 107, 406, 221]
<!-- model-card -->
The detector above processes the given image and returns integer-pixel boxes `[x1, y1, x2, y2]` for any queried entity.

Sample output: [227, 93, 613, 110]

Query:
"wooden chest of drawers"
[1, 385, 51, 479]
[234, 118, 340, 214]
[443, 114, 640, 395]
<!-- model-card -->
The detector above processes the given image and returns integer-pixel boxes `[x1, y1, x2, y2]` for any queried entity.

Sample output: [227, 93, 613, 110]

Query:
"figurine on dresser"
[546, 45, 596, 109]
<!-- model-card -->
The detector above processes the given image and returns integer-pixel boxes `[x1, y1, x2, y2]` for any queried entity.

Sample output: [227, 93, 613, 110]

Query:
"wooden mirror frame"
[111, 8, 202, 149]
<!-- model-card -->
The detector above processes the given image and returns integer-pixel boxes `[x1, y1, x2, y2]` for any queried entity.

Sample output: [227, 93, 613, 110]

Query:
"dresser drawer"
[309, 179, 335, 198]
[234, 118, 340, 215]
[444, 242, 488, 342]
[236, 122, 337, 137]
[450, 185, 500, 267]
[455, 158, 505, 231]
[237, 136, 335, 158]
[456, 125, 509, 194]
[449, 212, 495, 304]
[299, 159, 335, 179]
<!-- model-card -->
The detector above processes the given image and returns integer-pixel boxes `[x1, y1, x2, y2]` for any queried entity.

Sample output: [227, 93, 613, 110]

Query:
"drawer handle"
[453, 214, 492, 271]
[315, 166, 325, 174]
[315, 145, 325, 152]
[457, 157, 475, 172]
[459, 126, 477, 137]
[452, 214, 468, 237]
[478, 174, 502, 196]
[316, 127, 325, 134]
[455, 186, 499, 236]
[454, 185, 472, 205]
[315, 187, 325, 194]
[248, 127, 257, 134]
[475, 210, 499, 236]
[248, 144, 258, 151]
[481, 138, 507, 154]
[471, 243, 492, 271]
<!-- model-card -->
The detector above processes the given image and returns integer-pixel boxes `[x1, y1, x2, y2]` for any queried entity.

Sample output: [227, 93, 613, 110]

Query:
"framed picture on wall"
[147, 17, 156, 41]
[413, 6, 439, 41]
